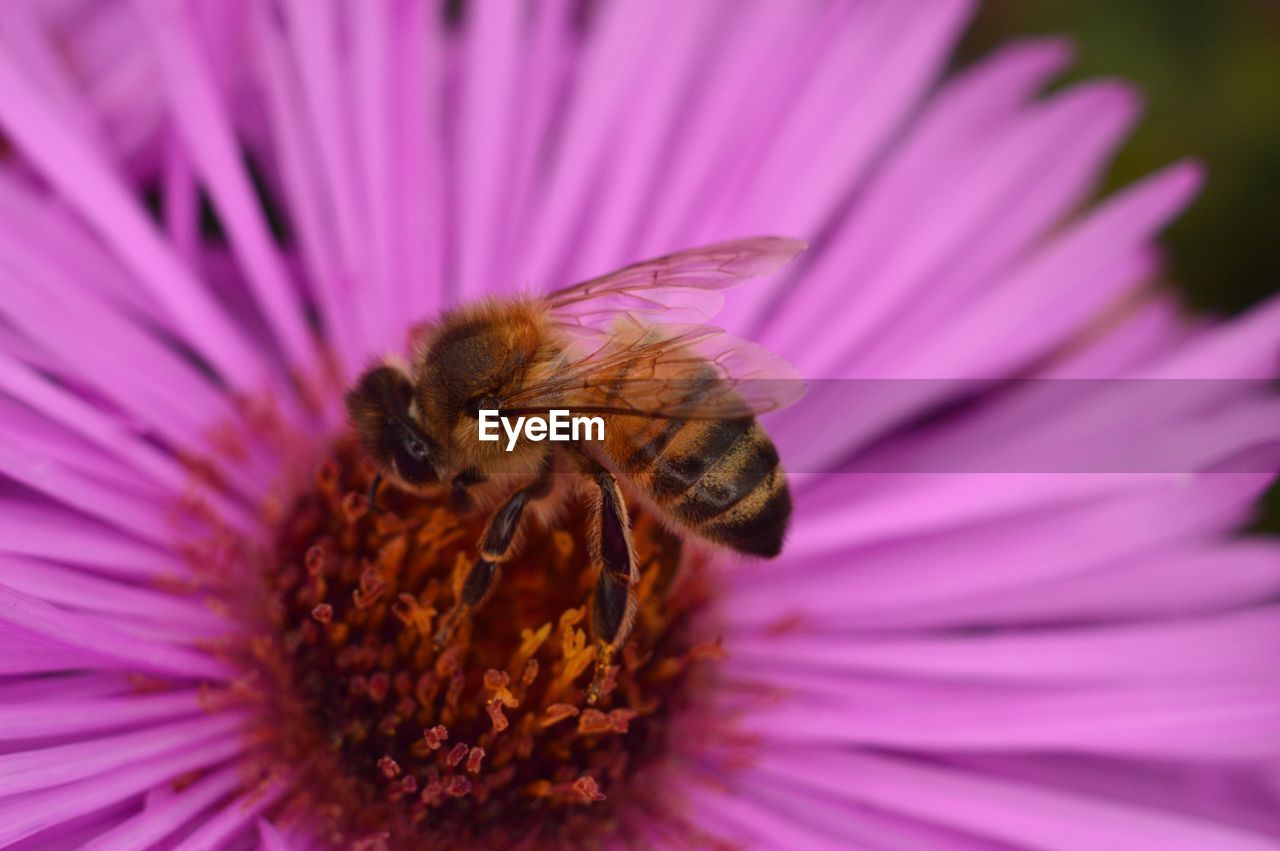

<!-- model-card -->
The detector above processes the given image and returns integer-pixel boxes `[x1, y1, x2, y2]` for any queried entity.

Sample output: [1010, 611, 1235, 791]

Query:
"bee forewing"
[544, 236, 806, 330]
[662, 323, 805, 417]
[552, 289, 726, 329]
[505, 323, 804, 420]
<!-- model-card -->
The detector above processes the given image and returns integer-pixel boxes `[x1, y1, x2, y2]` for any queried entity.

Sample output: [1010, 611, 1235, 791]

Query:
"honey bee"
[346, 237, 805, 701]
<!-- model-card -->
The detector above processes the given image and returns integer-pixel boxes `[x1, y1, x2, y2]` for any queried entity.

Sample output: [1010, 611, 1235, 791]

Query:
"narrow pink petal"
[0, 555, 229, 629]
[0, 738, 243, 848]
[0, 632, 95, 675]
[1046, 297, 1203, 378]
[0, 5, 112, 155]
[0, 45, 263, 387]
[0, 690, 203, 741]
[611, 815, 686, 851]
[910, 543, 1280, 627]
[518, 0, 672, 285]
[745, 36, 1071, 341]
[69, 2, 167, 160]
[280, 0, 378, 349]
[0, 438, 184, 545]
[453, 1, 523, 301]
[848, 101, 1147, 372]
[780, 471, 1264, 566]
[4, 803, 137, 850]
[0, 395, 171, 500]
[163, 128, 200, 260]
[0, 353, 256, 529]
[489, 0, 573, 273]
[729, 0, 973, 239]
[0, 499, 187, 579]
[0, 712, 245, 796]
[729, 771, 1004, 851]
[0, 143, 163, 326]
[882, 162, 1204, 377]
[0, 352, 188, 493]
[0, 181, 244, 436]
[80, 764, 244, 851]
[0, 672, 131, 703]
[95, 611, 238, 645]
[249, 1, 361, 376]
[566, 1, 720, 283]
[171, 777, 289, 851]
[740, 476, 1264, 615]
[953, 754, 1280, 840]
[0, 326, 65, 378]
[635, 3, 874, 261]
[759, 752, 1280, 851]
[348, 2, 394, 338]
[848, 38, 1075, 234]
[679, 778, 849, 851]
[727, 608, 1280, 685]
[717, 0, 975, 336]
[134, 0, 317, 369]
[734, 678, 1280, 759]
[664, 0, 849, 252]
[905, 382, 1278, 495]
[0, 207, 280, 504]
[257, 817, 292, 851]
[0, 583, 232, 680]
[782, 82, 1142, 374]
[1150, 292, 1280, 379]
[394, 0, 448, 323]
[0, 414, 259, 550]
[690, 0, 880, 254]
[841, 376, 1278, 482]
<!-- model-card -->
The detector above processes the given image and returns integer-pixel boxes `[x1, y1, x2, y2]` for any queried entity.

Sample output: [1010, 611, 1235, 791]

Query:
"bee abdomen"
[632, 418, 790, 558]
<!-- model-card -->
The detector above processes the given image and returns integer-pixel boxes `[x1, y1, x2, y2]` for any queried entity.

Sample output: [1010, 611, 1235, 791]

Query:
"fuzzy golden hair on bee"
[346, 237, 805, 698]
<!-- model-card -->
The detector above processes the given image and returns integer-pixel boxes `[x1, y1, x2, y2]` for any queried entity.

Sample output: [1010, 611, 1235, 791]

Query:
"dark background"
[964, 2, 1280, 531]
[964, 1, 1280, 316]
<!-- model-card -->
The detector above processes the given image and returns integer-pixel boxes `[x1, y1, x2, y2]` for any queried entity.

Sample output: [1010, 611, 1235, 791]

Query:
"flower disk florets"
[247, 437, 712, 849]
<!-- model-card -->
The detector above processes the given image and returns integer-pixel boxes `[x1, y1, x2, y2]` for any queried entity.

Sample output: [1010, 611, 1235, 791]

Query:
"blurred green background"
[964, 3, 1280, 532]
[963, 1, 1280, 315]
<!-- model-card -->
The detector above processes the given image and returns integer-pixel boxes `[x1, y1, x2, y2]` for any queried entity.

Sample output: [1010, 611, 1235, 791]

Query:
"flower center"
[251, 435, 714, 849]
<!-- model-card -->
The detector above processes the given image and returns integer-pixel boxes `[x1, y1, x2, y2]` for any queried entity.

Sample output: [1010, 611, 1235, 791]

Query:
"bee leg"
[433, 459, 553, 648]
[584, 465, 637, 705]
[450, 468, 486, 510]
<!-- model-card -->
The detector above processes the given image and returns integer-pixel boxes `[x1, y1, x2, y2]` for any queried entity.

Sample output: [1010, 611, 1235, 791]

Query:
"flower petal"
[0, 44, 264, 387]
[757, 751, 1280, 850]
[0, 583, 231, 679]
[134, 0, 317, 369]
[79, 765, 244, 851]
[0, 712, 245, 796]
[0, 741, 243, 848]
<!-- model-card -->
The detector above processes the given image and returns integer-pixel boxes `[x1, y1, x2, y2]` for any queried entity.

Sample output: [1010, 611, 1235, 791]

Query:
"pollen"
[246, 436, 713, 849]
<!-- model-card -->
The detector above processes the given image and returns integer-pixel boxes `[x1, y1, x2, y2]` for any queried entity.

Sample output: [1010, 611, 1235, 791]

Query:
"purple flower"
[0, 1, 1278, 848]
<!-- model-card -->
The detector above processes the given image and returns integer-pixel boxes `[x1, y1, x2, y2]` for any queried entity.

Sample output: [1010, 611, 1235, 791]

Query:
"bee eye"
[471, 396, 500, 418]
[389, 420, 438, 485]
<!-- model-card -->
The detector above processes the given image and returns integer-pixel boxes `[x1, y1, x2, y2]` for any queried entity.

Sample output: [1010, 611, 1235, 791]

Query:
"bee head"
[346, 363, 441, 489]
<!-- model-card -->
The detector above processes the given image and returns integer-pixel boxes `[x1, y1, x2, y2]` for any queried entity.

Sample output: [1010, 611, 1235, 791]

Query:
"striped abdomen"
[606, 415, 791, 558]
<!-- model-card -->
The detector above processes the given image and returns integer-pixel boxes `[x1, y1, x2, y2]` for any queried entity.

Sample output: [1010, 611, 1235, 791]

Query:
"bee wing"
[503, 319, 804, 420]
[544, 236, 806, 330]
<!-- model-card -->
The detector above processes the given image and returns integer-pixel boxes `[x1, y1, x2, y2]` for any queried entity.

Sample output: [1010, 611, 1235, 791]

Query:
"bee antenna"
[367, 472, 384, 509]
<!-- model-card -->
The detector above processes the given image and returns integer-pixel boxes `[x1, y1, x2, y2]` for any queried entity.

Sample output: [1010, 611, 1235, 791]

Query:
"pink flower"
[0, 1, 1277, 848]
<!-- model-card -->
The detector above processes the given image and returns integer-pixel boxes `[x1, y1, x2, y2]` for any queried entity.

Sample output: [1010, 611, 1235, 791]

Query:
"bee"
[346, 237, 805, 701]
